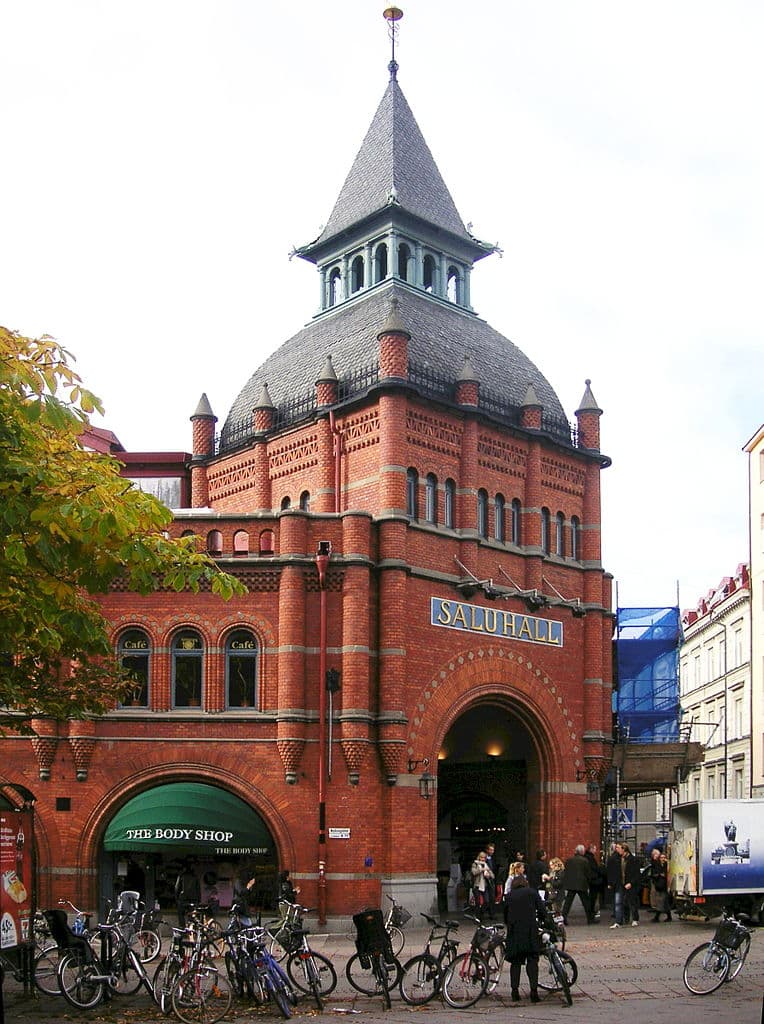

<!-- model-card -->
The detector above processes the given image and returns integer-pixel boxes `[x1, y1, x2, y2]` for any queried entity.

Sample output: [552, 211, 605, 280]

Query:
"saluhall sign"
[430, 597, 563, 647]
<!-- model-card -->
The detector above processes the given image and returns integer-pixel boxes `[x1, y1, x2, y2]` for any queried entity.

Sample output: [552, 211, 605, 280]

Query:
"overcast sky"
[2, 1, 762, 610]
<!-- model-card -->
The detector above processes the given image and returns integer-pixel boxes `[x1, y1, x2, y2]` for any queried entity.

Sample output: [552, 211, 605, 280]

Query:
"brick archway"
[405, 644, 584, 855]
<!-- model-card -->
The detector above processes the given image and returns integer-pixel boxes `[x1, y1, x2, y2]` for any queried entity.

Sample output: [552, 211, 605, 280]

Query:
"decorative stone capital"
[277, 739, 305, 784]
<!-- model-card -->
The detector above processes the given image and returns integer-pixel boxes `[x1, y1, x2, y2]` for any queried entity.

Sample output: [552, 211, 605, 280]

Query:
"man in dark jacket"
[610, 842, 642, 927]
[526, 848, 550, 893]
[605, 842, 622, 918]
[561, 845, 594, 924]
[505, 874, 545, 1002]
[584, 843, 605, 919]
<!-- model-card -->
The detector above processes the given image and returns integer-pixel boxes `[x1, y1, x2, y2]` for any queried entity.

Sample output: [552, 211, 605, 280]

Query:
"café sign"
[431, 597, 563, 647]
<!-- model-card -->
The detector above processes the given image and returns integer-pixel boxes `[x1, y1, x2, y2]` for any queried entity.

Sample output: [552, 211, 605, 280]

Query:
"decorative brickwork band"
[378, 737, 406, 785]
[582, 756, 611, 784]
[67, 720, 96, 781]
[340, 738, 369, 785]
[277, 739, 305, 785]
[30, 718, 59, 781]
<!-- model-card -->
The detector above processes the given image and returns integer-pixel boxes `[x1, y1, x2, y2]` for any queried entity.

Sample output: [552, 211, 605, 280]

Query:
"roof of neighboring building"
[222, 281, 567, 441]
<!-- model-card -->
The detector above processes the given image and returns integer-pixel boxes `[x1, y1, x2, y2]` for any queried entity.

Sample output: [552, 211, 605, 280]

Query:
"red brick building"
[5, 64, 613, 923]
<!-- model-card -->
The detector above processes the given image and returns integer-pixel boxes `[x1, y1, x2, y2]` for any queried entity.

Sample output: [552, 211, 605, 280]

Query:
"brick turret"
[190, 393, 217, 508]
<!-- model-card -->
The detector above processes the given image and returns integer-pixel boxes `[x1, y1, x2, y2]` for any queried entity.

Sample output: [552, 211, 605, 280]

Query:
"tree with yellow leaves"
[0, 326, 245, 722]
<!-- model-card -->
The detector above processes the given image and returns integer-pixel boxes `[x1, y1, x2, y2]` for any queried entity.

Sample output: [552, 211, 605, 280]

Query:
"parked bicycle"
[441, 916, 503, 1008]
[537, 917, 575, 1005]
[244, 924, 299, 1019]
[682, 909, 754, 995]
[398, 912, 460, 1005]
[384, 893, 411, 957]
[346, 907, 403, 1010]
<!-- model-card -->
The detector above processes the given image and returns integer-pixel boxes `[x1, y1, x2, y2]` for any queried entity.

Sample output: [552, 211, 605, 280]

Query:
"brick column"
[277, 562, 306, 783]
[190, 394, 217, 508]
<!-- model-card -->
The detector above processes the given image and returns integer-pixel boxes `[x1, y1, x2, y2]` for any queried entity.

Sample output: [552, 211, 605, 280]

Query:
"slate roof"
[221, 282, 567, 444]
[312, 78, 473, 248]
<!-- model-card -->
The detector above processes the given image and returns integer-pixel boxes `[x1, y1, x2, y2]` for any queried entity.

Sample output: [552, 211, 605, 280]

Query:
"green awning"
[103, 782, 273, 854]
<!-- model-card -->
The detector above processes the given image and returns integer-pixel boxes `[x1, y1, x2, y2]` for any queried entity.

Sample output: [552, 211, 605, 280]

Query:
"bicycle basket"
[391, 905, 412, 928]
[353, 908, 393, 959]
[714, 919, 746, 950]
[472, 926, 493, 952]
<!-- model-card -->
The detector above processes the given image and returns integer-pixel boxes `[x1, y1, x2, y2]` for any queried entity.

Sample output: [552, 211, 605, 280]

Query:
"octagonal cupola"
[295, 67, 496, 317]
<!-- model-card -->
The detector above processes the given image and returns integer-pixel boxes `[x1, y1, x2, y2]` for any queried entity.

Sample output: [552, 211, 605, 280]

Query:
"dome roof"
[222, 282, 568, 443]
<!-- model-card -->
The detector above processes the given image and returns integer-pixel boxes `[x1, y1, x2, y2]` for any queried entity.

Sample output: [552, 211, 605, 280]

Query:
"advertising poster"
[699, 800, 764, 895]
[0, 809, 33, 948]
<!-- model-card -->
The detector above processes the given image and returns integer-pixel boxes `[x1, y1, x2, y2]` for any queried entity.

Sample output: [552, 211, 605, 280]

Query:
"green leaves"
[0, 326, 246, 723]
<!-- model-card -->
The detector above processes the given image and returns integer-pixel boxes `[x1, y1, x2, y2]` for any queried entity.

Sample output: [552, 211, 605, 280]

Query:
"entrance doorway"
[436, 702, 540, 901]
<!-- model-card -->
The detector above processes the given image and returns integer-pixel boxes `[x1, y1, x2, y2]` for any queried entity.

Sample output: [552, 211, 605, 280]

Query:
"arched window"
[299, 491, 310, 512]
[541, 507, 551, 555]
[259, 529, 275, 556]
[375, 243, 388, 283]
[351, 255, 364, 293]
[425, 473, 437, 524]
[406, 468, 419, 519]
[328, 267, 342, 306]
[172, 630, 203, 709]
[477, 489, 488, 539]
[423, 254, 436, 293]
[233, 530, 249, 556]
[555, 512, 565, 557]
[494, 494, 506, 543]
[207, 530, 223, 556]
[398, 243, 411, 281]
[226, 629, 258, 709]
[447, 266, 460, 303]
[118, 629, 150, 708]
[280, 496, 291, 510]
[511, 499, 522, 546]
[444, 479, 456, 529]
[571, 516, 581, 561]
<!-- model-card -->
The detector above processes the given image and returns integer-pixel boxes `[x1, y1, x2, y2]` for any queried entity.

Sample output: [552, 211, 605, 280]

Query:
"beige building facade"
[679, 564, 751, 803]
[745, 425, 764, 797]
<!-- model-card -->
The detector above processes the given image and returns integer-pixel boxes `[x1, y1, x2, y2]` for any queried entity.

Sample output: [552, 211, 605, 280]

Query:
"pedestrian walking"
[610, 841, 641, 928]
[561, 844, 595, 924]
[504, 874, 545, 1003]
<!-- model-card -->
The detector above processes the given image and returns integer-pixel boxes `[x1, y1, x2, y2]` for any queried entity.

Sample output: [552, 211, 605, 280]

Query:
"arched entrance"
[100, 782, 277, 917]
[436, 701, 542, 907]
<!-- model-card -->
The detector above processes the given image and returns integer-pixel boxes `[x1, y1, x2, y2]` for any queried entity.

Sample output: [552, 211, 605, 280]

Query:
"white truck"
[668, 799, 764, 921]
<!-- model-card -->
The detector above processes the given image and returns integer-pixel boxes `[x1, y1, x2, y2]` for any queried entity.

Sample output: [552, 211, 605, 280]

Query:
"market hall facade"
[1, 58, 614, 923]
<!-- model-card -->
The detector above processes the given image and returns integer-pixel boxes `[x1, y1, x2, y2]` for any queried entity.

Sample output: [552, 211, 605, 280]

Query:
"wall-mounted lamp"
[576, 768, 601, 804]
[407, 758, 434, 800]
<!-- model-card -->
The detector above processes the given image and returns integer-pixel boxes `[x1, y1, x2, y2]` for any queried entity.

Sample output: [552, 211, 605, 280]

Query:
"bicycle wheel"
[538, 950, 578, 990]
[268, 975, 293, 1019]
[172, 963, 232, 1024]
[268, 928, 290, 962]
[57, 951, 104, 1010]
[682, 942, 730, 995]
[399, 953, 440, 1005]
[111, 944, 144, 996]
[441, 951, 489, 1009]
[33, 944, 62, 996]
[387, 924, 405, 957]
[725, 934, 751, 982]
[345, 952, 402, 996]
[486, 943, 506, 993]
[130, 927, 162, 963]
[373, 954, 392, 1010]
[153, 954, 182, 1013]
[549, 949, 572, 1006]
[287, 949, 337, 996]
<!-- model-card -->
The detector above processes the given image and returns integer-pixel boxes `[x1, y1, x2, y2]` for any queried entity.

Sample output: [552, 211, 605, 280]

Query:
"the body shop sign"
[0, 810, 33, 948]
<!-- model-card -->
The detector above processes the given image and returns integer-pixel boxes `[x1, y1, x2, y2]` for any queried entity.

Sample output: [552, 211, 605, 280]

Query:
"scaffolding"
[613, 606, 682, 743]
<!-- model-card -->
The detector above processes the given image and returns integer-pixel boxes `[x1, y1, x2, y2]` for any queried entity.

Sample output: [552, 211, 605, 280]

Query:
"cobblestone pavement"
[2, 912, 763, 1024]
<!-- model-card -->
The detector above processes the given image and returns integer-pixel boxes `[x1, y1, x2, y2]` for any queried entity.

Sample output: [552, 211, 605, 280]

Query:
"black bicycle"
[399, 913, 460, 1005]
[346, 908, 403, 1010]
[683, 910, 753, 995]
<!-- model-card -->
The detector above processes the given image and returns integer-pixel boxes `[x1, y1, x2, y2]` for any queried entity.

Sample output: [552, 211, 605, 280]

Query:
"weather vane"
[383, 7, 403, 79]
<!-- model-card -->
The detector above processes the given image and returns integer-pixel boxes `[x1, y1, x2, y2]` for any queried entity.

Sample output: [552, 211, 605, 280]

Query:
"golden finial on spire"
[383, 7, 403, 79]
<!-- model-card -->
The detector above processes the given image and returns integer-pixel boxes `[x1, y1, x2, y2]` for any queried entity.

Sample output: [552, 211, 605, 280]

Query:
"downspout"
[329, 410, 343, 514]
[315, 543, 331, 925]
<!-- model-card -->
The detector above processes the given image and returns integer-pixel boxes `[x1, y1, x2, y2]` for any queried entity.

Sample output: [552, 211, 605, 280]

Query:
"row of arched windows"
[406, 469, 581, 559]
[188, 492, 311, 559]
[326, 241, 465, 308]
[117, 628, 259, 711]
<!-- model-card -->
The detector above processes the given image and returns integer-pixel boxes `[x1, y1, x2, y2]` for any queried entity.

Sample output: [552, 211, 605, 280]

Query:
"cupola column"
[439, 254, 447, 298]
[319, 267, 327, 311]
[388, 229, 398, 278]
[190, 394, 217, 509]
[463, 266, 472, 309]
[364, 242, 373, 289]
[414, 242, 423, 287]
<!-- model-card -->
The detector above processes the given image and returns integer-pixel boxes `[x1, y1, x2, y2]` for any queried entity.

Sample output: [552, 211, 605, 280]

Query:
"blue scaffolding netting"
[614, 607, 682, 742]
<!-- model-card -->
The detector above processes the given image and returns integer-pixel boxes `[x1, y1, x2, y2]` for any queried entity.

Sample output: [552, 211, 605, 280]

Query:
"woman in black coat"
[504, 874, 545, 1002]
